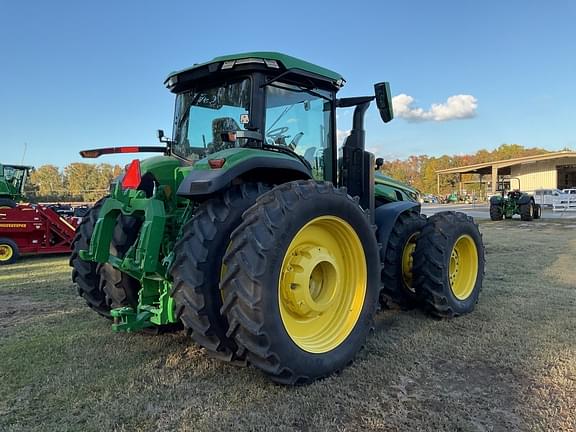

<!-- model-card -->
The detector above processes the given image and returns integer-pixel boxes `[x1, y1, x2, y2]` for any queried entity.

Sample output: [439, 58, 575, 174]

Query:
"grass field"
[1, 220, 575, 431]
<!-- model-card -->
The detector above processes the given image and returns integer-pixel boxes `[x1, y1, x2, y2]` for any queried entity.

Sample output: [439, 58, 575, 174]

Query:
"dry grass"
[0, 220, 574, 431]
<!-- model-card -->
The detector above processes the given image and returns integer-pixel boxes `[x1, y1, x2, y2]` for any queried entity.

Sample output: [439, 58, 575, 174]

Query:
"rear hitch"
[111, 307, 154, 332]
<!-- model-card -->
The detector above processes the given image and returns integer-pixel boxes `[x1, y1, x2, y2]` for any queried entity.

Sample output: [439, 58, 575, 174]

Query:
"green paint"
[375, 172, 420, 203]
[0, 164, 33, 202]
[166, 51, 344, 84]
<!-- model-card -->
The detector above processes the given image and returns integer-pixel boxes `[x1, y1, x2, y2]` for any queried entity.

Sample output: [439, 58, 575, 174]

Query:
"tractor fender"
[176, 156, 311, 198]
[489, 195, 502, 205]
[517, 194, 533, 205]
[374, 201, 421, 259]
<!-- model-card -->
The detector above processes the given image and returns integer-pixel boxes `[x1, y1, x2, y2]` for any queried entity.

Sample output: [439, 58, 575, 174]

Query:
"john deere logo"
[0, 223, 26, 228]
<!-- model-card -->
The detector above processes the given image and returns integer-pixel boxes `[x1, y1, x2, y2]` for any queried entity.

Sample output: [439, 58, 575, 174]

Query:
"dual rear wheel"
[380, 211, 484, 317]
[173, 181, 484, 383]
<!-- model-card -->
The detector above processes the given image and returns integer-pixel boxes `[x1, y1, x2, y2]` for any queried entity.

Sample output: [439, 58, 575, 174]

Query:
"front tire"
[413, 211, 485, 318]
[520, 201, 534, 221]
[533, 203, 542, 219]
[221, 181, 380, 384]
[489, 205, 503, 221]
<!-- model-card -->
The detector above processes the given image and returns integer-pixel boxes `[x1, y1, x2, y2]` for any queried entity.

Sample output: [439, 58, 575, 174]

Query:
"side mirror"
[157, 129, 165, 140]
[375, 157, 384, 170]
[374, 82, 394, 123]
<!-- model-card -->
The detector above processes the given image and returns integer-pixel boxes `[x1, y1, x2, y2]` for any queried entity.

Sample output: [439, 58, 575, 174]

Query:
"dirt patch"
[0, 294, 67, 338]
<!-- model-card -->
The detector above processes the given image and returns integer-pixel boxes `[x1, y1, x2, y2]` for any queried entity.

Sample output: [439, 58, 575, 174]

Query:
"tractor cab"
[162, 52, 393, 211]
[0, 164, 33, 205]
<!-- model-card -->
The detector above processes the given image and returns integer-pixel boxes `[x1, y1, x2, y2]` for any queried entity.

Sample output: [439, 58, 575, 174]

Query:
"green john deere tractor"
[71, 52, 485, 384]
[489, 178, 541, 221]
[0, 164, 32, 208]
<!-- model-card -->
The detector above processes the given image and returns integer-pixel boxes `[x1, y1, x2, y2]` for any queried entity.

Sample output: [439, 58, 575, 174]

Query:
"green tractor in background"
[0, 164, 33, 208]
[489, 178, 541, 221]
[72, 52, 485, 384]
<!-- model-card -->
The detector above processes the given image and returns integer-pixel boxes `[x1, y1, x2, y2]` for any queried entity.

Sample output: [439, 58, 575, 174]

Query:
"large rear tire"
[221, 181, 380, 384]
[413, 211, 485, 318]
[171, 183, 269, 361]
[70, 199, 110, 317]
[380, 211, 427, 309]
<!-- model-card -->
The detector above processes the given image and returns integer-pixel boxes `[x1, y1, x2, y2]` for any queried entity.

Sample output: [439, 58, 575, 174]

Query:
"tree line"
[378, 143, 554, 196]
[26, 163, 123, 202]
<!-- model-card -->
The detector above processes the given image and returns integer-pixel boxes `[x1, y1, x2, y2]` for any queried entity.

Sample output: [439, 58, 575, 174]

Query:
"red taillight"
[208, 158, 226, 169]
[122, 159, 141, 189]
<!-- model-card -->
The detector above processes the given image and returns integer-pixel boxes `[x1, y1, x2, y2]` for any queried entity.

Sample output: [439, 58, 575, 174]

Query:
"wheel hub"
[278, 215, 367, 353]
[448, 234, 478, 300]
[449, 248, 460, 287]
[0, 245, 13, 261]
[281, 246, 339, 317]
[401, 234, 418, 291]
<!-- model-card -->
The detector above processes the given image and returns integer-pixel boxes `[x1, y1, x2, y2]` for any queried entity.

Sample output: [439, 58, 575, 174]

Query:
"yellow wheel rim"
[401, 233, 418, 291]
[449, 235, 479, 300]
[279, 216, 367, 353]
[0, 244, 14, 262]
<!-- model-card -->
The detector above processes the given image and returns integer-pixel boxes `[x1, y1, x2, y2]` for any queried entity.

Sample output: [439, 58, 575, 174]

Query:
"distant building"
[436, 151, 576, 195]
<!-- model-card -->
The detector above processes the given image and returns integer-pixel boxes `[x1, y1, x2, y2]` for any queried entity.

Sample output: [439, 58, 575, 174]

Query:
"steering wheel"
[266, 127, 290, 141]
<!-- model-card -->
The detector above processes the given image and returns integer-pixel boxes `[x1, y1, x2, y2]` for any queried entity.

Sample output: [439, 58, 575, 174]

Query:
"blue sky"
[0, 0, 575, 168]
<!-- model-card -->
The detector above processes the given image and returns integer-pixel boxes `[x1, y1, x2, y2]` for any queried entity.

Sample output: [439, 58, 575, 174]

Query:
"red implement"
[0, 204, 78, 263]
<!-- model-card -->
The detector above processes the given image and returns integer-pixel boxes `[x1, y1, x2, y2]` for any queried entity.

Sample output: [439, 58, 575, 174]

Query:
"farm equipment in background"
[0, 163, 79, 265]
[489, 177, 541, 221]
[0, 163, 33, 208]
[72, 52, 485, 384]
[0, 204, 78, 265]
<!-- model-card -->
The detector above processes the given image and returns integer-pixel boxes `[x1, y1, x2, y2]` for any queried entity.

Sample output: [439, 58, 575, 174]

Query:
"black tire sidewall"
[0, 198, 17, 208]
[490, 205, 503, 221]
[442, 221, 484, 314]
[0, 237, 19, 265]
[382, 212, 426, 306]
[254, 190, 380, 378]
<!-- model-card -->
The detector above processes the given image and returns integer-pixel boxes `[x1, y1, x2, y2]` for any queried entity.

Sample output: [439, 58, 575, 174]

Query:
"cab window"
[265, 82, 332, 180]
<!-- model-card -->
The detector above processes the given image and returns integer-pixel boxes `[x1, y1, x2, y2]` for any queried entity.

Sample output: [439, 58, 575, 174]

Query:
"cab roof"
[164, 51, 345, 92]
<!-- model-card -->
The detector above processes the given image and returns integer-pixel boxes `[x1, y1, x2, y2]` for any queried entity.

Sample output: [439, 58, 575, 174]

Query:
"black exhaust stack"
[337, 97, 375, 220]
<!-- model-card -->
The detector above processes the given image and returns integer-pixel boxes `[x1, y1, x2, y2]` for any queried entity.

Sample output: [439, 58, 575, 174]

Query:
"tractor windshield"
[264, 82, 333, 180]
[2, 166, 27, 194]
[172, 79, 251, 161]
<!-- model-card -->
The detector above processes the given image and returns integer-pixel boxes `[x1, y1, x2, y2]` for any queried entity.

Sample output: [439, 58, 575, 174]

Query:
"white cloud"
[392, 94, 478, 122]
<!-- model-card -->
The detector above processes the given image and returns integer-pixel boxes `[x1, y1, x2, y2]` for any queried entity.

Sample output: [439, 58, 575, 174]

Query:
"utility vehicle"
[72, 52, 485, 384]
